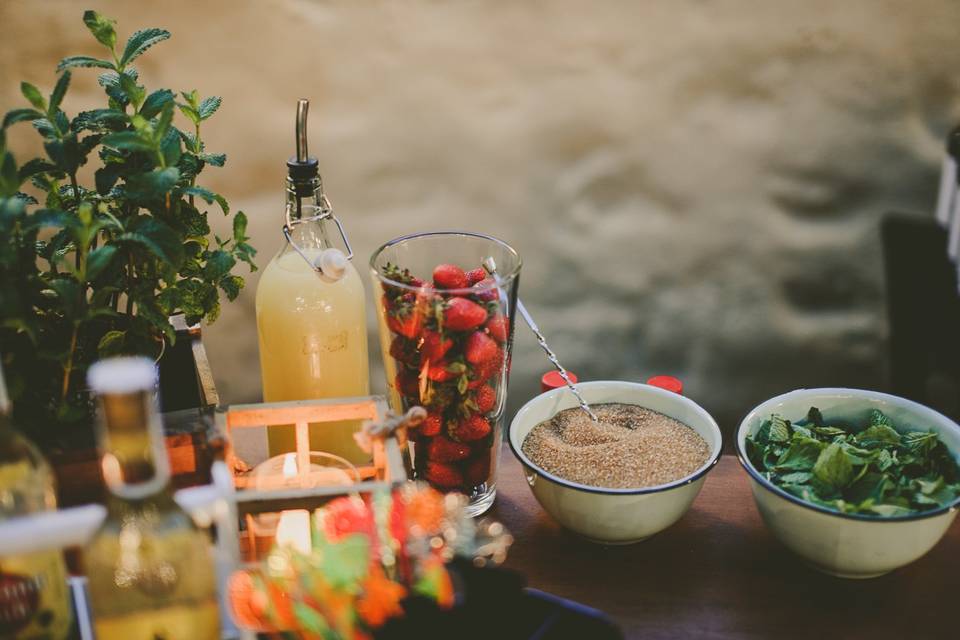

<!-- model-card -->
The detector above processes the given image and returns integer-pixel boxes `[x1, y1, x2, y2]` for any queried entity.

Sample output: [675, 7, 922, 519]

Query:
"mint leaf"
[3, 108, 44, 129]
[48, 71, 71, 115]
[813, 442, 855, 490]
[119, 28, 171, 68]
[57, 56, 114, 72]
[198, 96, 221, 120]
[774, 436, 824, 472]
[102, 130, 153, 152]
[854, 423, 900, 448]
[20, 82, 46, 111]
[83, 10, 117, 50]
[768, 415, 791, 443]
[139, 89, 174, 119]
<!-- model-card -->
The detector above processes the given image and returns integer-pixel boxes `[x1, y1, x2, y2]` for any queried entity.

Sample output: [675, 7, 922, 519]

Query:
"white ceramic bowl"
[736, 388, 960, 578]
[508, 381, 723, 544]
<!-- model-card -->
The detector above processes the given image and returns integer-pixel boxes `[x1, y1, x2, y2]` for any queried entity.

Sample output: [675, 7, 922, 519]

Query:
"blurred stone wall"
[2, 0, 959, 433]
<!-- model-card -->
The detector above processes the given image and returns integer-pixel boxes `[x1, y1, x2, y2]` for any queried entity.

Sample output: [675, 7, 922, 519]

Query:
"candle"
[274, 509, 311, 554]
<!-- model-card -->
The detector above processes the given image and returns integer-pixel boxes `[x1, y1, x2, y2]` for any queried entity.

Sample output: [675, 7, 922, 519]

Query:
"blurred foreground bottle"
[83, 358, 219, 639]
[0, 362, 73, 638]
[256, 99, 369, 461]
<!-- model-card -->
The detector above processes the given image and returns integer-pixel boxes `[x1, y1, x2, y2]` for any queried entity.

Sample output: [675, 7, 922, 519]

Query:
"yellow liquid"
[256, 247, 370, 462]
[93, 601, 219, 640]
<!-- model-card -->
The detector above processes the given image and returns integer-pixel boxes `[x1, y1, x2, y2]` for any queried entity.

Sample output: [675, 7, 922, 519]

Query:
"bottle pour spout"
[287, 98, 319, 183]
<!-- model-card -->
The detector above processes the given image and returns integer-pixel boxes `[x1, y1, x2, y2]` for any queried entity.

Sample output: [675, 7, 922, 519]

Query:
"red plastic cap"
[541, 371, 578, 393]
[647, 375, 683, 395]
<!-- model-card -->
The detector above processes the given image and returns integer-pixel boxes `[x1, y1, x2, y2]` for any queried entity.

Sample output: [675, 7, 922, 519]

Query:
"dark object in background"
[881, 214, 960, 419]
[377, 559, 623, 640]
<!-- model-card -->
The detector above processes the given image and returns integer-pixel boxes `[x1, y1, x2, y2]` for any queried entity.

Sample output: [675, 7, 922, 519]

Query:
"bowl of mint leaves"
[737, 388, 960, 578]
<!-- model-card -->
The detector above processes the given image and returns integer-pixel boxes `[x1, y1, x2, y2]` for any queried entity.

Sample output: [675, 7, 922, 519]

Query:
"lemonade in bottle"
[255, 99, 369, 461]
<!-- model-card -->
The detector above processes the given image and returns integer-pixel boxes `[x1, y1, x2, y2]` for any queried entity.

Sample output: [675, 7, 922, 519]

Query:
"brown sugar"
[521, 403, 711, 489]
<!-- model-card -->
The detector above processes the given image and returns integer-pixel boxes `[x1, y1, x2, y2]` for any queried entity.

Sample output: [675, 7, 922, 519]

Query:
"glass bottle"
[0, 362, 73, 639]
[256, 99, 369, 462]
[83, 357, 219, 639]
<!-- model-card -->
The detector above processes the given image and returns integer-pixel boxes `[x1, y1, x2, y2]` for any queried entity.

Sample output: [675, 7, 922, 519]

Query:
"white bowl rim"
[735, 387, 960, 523]
[508, 380, 723, 496]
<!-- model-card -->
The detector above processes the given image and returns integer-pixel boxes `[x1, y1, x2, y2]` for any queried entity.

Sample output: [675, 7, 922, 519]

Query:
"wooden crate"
[220, 395, 406, 517]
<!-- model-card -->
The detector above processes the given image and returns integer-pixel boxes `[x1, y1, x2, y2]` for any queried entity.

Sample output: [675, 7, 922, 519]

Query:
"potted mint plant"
[0, 10, 256, 450]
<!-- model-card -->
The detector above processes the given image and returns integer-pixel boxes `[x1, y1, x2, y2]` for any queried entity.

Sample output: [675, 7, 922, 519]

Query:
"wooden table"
[491, 450, 958, 639]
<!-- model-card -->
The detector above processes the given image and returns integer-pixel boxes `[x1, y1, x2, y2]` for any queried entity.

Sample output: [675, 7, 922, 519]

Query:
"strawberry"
[467, 348, 502, 388]
[472, 277, 499, 302]
[395, 371, 420, 398]
[427, 360, 457, 383]
[390, 336, 420, 367]
[426, 435, 471, 462]
[465, 452, 492, 486]
[485, 314, 509, 343]
[420, 330, 453, 363]
[421, 412, 443, 436]
[451, 415, 491, 442]
[387, 311, 422, 339]
[464, 331, 498, 365]
[424, 461, 463, 488]
[433, 264, 469, 289]
[473, 385, 496, 413]
[444, 297, 487, 331]
[466, 267, 487, 286]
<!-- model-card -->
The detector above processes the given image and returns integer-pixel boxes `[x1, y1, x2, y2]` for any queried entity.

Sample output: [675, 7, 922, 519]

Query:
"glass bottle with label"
[83, 357, 219, 639]
[256, 99, 369, 462]
[0, 362, 73, 639]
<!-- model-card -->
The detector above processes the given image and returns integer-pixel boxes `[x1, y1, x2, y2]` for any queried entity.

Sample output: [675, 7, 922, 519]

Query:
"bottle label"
[0, 551, 72, 637]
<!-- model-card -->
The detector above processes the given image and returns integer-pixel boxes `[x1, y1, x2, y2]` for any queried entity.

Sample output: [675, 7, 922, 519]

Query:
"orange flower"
[356, 568, 406, 628]
[405, 487, 445, 535]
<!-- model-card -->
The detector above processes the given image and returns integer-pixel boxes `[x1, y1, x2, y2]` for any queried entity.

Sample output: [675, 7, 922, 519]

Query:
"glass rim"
[369, 230, 522, 293]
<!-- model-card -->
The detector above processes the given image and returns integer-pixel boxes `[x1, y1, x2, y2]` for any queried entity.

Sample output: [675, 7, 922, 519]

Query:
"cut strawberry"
[420, 330, 454, 363]
[426, 435, 471, 462]
[444, 298, 488, 331]
[421, 412, 443, 436]
[473, 385, 496, 413]
[387, 311, 422, 339]
[450, 415, 490, 442]
[433, 264, 469, 289]
[424, 461, 463, 488]
[464, 331, 498, 365]
[466, 267, 487, 286]
[465, 452, 492, 486]
[485, 314, 509, 343]
[427, 361, 457, 383]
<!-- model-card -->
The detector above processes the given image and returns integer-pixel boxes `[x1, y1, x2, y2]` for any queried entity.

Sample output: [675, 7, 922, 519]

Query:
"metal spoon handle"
[515, 301, 599, 422]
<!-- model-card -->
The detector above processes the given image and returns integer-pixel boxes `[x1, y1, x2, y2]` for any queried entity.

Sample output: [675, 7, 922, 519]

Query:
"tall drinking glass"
[370, 232, 521, 516]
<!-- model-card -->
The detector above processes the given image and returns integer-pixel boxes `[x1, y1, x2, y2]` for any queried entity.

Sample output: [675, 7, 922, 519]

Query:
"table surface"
[491, 450, 959, 640]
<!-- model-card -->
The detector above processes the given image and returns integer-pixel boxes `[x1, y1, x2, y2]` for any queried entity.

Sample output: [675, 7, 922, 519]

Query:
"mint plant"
[0, 10, 256, 444]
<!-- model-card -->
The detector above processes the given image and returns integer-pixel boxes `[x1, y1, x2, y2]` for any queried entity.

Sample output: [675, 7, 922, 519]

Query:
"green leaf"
[778, 471, 813, 485]
[806, 406, 824, 427]
[155, 101, 175, 141]
[179, 186, 228, 214]
[49, 71, 71, 115]
[20, 82, 46, 110]
[854, 424, 900, 449]
[118, 72, 145, 110]
[176, 103, 201, 126]
[768, 415, 791, 443]
[813, 442, 855, 490]
[73, 108, 128, 132]
[218, 275, 243, 301]
[97, 330, 127, 357]
[868, 504, 913, 518]
[119, 28, 171, 68]
[123, 167, 180, 201]
[200, 152, 226, 167]
[139, 89, 174, 119]
[102, 130, 154, 152]
[17, 158, 57, 182]
[869, 409, 892, 427]
[198, 96, 222, 120]
[57, 56, 115, 72]
[0, 151, 19, 197]
[203, 250, 235, 280]
[774, 436, 824, 472]
[319, 534, 369, 588]
[233, 210, 248, 240]
[119, 217, 184, 266]
[903, 431, 938, 455]
[3, 108, 44, 129]
[86, 245, 118, 281]
[83, 10, 117, 50]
